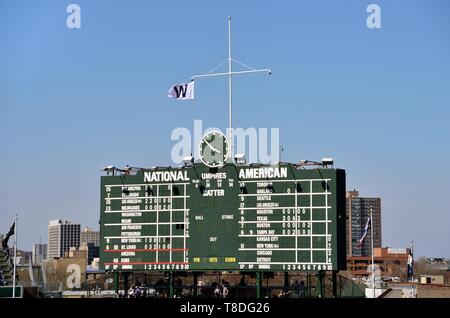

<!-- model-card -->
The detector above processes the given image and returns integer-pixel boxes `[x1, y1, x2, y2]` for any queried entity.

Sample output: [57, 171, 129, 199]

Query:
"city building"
[346, 190, 381, 257]
[47, 247, 88, 291]
[80, 227, 100, 247]
[420, 275, 445, 285]
[347, 247, 410, 278]
[80, 242, 99, 264]
[32, 243, 47, 265]
[12, 250, 32, 265]
[47, 219, 80, 259]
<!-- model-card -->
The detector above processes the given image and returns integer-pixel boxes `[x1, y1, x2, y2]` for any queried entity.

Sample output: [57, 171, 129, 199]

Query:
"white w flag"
[168, 81, 195, 100]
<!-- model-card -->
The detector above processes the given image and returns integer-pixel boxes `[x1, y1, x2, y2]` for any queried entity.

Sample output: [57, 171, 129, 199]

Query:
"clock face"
[199, 131, 230, 168]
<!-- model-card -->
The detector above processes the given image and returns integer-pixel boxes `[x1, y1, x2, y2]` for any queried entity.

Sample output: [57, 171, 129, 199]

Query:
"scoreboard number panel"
[100, 163, 346, 272]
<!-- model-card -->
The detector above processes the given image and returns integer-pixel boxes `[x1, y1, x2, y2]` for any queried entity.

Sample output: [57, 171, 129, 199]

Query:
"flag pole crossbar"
[191, 69, 271, 80]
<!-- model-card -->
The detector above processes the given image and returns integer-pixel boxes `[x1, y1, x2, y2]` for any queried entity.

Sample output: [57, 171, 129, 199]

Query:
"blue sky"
[1, 0, 449, 258]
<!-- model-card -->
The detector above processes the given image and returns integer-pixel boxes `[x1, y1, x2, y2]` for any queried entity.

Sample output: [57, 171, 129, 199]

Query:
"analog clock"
[199, 131, 230, 168]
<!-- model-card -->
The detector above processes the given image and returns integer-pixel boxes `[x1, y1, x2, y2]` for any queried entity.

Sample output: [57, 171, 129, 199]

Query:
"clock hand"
[204, 140, 221, 154]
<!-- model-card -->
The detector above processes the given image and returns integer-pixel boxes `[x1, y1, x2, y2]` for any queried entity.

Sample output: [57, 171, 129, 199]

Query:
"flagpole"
[12, 214, 17, 298]
[186, 17, 271, 163]
[370, 208, 375, 298]
[411, 240, 415, 297]
[189, 17, 271, 159]
[228, 16, 233, 157]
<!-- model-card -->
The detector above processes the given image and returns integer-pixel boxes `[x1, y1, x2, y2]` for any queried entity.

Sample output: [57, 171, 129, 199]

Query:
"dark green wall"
[99, 163, 346, 272]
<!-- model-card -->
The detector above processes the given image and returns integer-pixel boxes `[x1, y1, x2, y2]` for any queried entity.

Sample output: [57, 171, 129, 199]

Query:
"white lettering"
[239, 167, 287, 179]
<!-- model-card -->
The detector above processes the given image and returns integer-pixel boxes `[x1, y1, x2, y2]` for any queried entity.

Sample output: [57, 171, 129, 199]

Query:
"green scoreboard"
[99, 163, 346, 272]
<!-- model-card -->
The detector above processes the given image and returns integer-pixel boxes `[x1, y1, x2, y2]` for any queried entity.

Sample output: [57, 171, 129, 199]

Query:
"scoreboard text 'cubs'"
[99, 163, 347, 272]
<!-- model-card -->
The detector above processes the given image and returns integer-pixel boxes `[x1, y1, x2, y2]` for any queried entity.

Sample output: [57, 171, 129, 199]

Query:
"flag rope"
[206, 59, 228, 74]
[231, 58, 257, 71]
